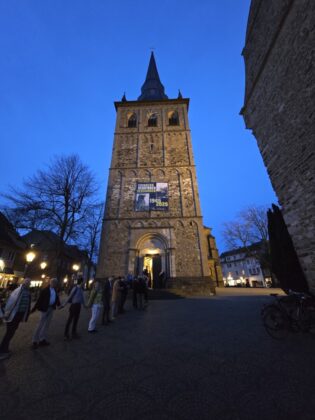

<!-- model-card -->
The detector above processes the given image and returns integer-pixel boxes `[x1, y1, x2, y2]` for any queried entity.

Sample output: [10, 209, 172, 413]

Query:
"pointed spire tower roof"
[138, 52, 168, 101]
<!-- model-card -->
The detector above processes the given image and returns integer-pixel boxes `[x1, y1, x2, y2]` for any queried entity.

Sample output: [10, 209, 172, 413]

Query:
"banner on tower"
[135, 182, 169, 211]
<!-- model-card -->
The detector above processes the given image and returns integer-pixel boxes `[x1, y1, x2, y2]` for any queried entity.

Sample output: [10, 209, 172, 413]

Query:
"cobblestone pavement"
[1, 288, 315, 420]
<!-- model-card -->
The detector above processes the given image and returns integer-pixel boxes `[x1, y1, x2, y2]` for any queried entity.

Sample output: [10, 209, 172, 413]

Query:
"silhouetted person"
[118, 278, 128, 314]
[102, 278, 112, 325]
[62, 278, 85, 340]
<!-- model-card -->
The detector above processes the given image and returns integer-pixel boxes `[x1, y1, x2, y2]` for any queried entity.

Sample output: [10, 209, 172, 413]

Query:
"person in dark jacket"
[0, 278, 31, 360]
[118, 278, 128, 314]
[102, 278, 112, 325]
[31, 278, 60, 349]
[61, 278, 86, 340]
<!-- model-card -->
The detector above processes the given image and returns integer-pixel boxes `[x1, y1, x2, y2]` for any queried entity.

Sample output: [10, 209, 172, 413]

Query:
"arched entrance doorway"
[135, 234, 168, 289]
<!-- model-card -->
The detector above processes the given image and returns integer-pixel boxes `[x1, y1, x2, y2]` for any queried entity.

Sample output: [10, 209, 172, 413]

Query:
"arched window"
[168, 111, 179, 126]
[148, 113, 158, 127]
[128, 113, 137, 128]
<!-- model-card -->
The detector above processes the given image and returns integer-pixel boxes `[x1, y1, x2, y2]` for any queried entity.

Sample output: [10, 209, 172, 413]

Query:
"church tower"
[97, 53, 217, 293]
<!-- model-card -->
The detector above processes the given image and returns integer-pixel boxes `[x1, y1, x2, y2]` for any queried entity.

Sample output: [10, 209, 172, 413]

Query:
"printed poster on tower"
[135, 182, 169, 211]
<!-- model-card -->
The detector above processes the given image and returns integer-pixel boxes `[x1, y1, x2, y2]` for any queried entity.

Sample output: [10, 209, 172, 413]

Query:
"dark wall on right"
[241, 0, 315, 292]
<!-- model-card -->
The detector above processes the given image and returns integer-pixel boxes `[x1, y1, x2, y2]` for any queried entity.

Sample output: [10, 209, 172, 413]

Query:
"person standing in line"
[111, 277, 123, 320]
[118, 278, 128, 314]
[159, 270, 166, 289]
[126, 272, 134, 289]
[31, 278, 60, 349]
[102, 278, 112, 325]
[0, 278, 32, 360]
[61, 278, 86, 340]
[87, 280, 103, 333]
[132, 277, 139, 309]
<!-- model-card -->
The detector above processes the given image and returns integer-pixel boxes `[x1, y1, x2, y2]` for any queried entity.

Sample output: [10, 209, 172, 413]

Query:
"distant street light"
[0, 259, 4, 272]
[40, 262, 47, 270]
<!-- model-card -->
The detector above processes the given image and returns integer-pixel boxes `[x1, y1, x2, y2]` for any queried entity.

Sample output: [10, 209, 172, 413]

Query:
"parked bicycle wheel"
[297, 303, 315, 335]
[262, 305, 289, 339]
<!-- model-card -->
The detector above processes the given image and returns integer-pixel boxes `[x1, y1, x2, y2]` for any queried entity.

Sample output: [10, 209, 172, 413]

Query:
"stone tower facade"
[241, 0, 315, 292]
[97, 53, 217, 293]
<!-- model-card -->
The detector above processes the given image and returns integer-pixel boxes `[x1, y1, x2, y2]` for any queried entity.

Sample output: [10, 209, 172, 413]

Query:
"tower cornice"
[114, 98, 190, 111]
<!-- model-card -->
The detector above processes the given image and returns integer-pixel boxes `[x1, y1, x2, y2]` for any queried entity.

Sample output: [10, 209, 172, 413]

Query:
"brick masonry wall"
[242, 0, 315, 291]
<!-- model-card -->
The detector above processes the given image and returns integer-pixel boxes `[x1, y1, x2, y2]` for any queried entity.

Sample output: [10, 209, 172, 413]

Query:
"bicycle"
[261, 291, 315, 339]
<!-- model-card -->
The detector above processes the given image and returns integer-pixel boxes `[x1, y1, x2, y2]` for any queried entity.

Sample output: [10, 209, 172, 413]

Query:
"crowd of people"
[0, 272, 149, 361]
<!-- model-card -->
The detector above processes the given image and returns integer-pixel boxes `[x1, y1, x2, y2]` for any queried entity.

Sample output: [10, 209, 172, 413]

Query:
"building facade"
[204, 226, 223, 287]
[97, 53, 218, 293]
[0, 212, 25, 288]
[220, 244, 272, 288]
[241, 0, 315, 292]
[22, 230, 93, 288]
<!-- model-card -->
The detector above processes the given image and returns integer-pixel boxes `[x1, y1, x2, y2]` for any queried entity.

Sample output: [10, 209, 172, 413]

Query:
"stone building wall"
[241, 0, 315, 291]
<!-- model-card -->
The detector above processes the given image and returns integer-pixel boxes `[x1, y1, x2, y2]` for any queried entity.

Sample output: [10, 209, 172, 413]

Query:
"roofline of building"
[220, 241, 265, 258]
[114, 98, 190, 111]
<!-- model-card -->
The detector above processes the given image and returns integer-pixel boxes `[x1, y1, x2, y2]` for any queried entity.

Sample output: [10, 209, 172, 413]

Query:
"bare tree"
[80, 202, 104, 280]
[3, 154, 98, 280]
[222, 205, 272, 278]
[222, 205, 269, 250]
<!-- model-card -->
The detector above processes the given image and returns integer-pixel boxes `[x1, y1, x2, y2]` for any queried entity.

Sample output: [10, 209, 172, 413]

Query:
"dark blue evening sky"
[0, 0, 277, 252]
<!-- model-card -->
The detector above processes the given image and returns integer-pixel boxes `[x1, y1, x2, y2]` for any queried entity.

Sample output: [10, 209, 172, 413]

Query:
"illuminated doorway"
[142, 254, 162, 288]
[134, 234, 168, 289]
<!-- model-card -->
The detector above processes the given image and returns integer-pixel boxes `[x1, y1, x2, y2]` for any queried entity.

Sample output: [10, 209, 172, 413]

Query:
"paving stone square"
[0, 288, 315, 420]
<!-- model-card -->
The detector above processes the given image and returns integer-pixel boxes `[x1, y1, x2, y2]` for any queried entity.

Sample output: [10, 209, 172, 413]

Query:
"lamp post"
[40, 261, 47, 284]
[72, 263, 80, 286]
[24, 251, 36, 277]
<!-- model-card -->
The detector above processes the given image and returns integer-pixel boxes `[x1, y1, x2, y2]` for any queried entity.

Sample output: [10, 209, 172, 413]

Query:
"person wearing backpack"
[61, 278, 86, 340]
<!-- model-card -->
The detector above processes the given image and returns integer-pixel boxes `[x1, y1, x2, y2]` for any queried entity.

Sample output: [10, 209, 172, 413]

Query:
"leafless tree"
[223, 205, 269, 250]
[3, 154, 98, 279]
[80, 202, 104, 280]
[222, 205, 271, 275]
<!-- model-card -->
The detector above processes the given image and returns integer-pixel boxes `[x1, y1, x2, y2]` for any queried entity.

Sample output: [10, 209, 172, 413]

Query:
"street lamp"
[0, 259, 4, 272]
[72, 263, 80, 286]
[26, 252, 36, 263]
[72, 264, 80, 272]
[24, 251, 36, 277]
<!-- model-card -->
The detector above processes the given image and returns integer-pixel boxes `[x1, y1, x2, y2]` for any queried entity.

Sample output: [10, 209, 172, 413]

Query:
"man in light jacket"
[87, 279, 103, 333]
[0, 277, 31, 360]
[31, 278, 60, 349]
